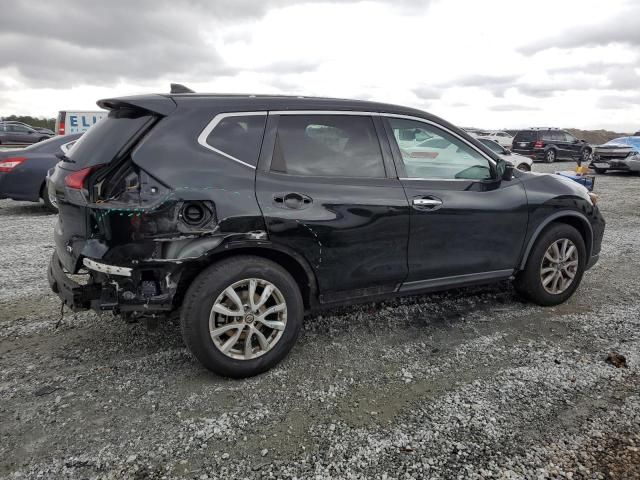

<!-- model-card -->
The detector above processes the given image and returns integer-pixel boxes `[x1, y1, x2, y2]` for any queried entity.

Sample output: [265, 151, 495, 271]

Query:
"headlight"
[628, 151, 638, 157]
[588, 192, 599, 205]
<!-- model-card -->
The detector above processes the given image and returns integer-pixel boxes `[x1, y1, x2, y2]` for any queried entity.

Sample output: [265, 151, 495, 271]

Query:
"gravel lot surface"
[1, 162, 638, 479]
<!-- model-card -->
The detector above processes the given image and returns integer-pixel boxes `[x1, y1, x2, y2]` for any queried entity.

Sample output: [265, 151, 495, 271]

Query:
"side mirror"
[496, 159, 514, 181]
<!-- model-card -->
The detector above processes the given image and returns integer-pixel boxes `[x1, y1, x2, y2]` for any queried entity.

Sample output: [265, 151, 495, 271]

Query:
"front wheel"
[180, 256, 303, 378]
[593, 167, 607, 174]
[517, 163, 531, 172]
[545, 149, 556, 163]
[514, 223, 586, 306]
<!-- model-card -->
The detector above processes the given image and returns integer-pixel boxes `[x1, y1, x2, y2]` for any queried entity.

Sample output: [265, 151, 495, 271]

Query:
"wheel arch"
[177, 244, 318, 311]
[518, 211, 593, 270]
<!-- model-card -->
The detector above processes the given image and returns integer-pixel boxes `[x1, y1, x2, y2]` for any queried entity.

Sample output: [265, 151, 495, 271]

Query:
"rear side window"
[270, 115, 385, 177]
[203, 114, 267, 167]
[67, 108, 154, 171]
[514, 131, 537, 142]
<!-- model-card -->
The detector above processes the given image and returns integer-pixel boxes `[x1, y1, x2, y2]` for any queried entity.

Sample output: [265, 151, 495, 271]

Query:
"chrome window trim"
[197, 111, 268, 169]
[198, 110, 496, 174]
[270, 110, 382, 116]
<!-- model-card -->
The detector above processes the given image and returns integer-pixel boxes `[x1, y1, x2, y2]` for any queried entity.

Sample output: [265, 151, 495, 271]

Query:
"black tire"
[180, 255, 303, 378]
[544, 149, 556, 163]
[513, 223, 586, 306]
[593, 167, 607, 174]
[517, 163, 531, 172]
[41, 184, 58, 213]
[37, 136, 48, 142]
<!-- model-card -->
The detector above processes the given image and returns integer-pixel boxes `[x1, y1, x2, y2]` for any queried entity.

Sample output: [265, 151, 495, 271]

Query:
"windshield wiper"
[55, 152, 75, 163]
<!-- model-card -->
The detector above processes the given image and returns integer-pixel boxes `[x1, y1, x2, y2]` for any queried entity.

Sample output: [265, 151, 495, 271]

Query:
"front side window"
[388, 118, 492, 180]
[270, 115, 385, 177]
[204, 114, 267, 167]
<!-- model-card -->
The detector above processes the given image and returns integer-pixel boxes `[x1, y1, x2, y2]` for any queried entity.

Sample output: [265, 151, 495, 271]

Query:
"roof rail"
[170, 83, 195, 94]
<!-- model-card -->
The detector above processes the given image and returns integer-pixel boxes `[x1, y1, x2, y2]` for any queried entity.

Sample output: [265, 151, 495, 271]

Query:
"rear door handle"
[412, 197, 443, 210]
[273, 192, 313, 210]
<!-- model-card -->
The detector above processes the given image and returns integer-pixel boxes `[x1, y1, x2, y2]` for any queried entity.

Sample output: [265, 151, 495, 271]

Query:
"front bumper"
[591, 156, 640, 172]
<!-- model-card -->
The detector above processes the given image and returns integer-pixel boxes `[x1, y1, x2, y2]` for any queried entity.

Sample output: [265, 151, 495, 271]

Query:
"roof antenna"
[170, 83, 195, 94]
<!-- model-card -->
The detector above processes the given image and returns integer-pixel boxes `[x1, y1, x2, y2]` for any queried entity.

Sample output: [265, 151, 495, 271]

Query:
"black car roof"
[97, 93, 450, 127]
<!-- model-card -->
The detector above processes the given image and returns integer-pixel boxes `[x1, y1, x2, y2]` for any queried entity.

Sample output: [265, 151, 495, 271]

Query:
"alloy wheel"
[546, 150, 555, 163]
[540, 238, 579, 295]
[209, 278, 287, 360]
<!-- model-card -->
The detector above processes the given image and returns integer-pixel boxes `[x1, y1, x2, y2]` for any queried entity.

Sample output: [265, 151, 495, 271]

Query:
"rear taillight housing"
[58, 112, 66, 135]
[534, 140, 544, 148]
[0, 157, 27, 172]
[65, 165, 103, 190]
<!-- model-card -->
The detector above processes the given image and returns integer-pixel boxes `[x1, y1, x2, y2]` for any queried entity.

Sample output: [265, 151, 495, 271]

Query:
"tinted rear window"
[66, 109, 154, 170]
[513, 131, 538, 142]
[204, 114, 267, 167]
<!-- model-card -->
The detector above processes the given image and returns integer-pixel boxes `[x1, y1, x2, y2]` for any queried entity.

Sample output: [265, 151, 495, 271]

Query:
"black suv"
[512, 128, 592, 164]
[48, 90, 604, 377]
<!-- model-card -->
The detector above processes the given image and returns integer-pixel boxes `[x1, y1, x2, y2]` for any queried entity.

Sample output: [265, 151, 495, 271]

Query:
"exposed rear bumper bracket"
[48, 253, 101, 311]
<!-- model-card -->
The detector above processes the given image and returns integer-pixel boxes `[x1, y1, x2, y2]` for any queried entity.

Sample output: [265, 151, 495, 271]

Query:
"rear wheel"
[544, 149, 556, 163]
[580, 148, 592, 164]
[514, 223, 586, 306]
[180, 256, 303, 378]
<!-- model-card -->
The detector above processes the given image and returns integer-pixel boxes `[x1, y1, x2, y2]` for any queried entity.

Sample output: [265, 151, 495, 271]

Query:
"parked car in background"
[479, 131, 514, 148]
[590, 136, 640, 174]
[0, 133, 82, 211]
[0, 121, 55, 136]
[477, 138, 532, 171]
[56, 110, 107, 135]
[47, 90, 603, 378]
[511, 128, 592, 164]
[464, 128, 491, 137]
[0, 123, 53, 145]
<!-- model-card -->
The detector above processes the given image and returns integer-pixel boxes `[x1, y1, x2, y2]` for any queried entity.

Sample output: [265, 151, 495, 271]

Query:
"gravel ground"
[1, 162, 638, 480]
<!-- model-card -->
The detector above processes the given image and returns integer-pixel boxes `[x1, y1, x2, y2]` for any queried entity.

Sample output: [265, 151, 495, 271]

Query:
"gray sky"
[1, 0, 639, 131]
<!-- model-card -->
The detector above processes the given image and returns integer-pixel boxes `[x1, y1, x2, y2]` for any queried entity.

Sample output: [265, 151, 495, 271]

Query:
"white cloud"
[0, 0, 638, 131]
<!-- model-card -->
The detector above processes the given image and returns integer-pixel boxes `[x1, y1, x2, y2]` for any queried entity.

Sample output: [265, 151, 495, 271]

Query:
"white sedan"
[477, 138, 533, 171]
[478, 131, 514, 149]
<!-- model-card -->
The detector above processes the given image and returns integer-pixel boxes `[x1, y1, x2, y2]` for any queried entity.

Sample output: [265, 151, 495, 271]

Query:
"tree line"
[1, 115, 56, 131]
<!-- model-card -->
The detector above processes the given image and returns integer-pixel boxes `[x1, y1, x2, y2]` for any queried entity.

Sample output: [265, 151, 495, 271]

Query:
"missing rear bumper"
[48, 253, 101, 311]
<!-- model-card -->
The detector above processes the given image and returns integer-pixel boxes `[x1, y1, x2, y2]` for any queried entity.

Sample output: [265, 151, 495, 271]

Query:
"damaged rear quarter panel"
[87, 105, 268, 266]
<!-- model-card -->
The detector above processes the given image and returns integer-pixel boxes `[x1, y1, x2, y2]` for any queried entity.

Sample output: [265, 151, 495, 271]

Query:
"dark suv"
[512, 128, 592, 164]
[48, 91, 604, 377]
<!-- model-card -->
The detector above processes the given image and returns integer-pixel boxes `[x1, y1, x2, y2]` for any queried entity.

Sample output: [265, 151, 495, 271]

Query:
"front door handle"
[412, 197, 443, 210]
